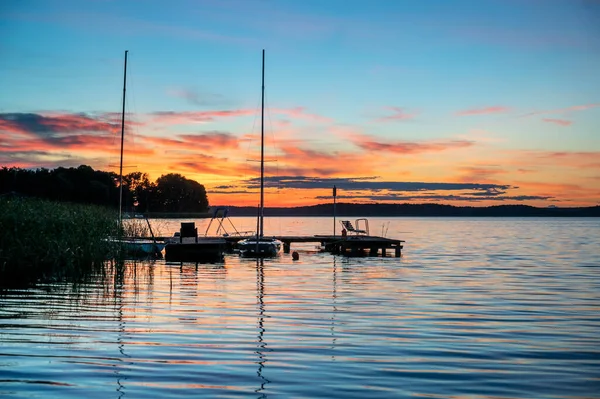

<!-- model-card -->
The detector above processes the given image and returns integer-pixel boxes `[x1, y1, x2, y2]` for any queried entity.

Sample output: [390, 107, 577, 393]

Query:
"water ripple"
[1, 217, 599, 398]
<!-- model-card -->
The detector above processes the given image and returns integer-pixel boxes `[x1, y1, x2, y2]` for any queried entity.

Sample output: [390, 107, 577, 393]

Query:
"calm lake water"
[1, 217, 599, 398]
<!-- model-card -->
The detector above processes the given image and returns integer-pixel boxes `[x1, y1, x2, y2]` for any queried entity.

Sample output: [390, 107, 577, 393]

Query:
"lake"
[1, 217, 599, 398]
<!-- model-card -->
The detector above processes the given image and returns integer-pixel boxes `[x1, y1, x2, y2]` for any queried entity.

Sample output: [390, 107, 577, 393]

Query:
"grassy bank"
[0, 197, 119, 286]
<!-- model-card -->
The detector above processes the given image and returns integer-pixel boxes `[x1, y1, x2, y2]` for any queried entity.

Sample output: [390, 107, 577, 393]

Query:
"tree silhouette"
[0, 166, 209, 213]
[154, 173, 209, 212]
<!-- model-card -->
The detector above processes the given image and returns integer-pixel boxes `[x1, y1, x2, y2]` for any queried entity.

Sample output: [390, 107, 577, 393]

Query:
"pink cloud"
[455, 106, 510, 116]
[142, 131, 240, 150]
[150, 109, 255, 124]
[509, 150, 600, 172]
[542, 118, 572, 126]
[520, 103, 600, 118]
[180, 132, 239, 148]
[347, 132, 474, 154]
[376, 107, 418, 122]
[0, 112, 120, 136]
[360, 140, 473, 154]
[278, 107, 332, 123]
[275, 144, 378, 176]
[150, 107, 331, 125]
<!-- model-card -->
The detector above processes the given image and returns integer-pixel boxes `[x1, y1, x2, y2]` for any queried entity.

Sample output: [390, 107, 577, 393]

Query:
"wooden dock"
[154, 234, 404, 257]
[316, 235, 404, 257]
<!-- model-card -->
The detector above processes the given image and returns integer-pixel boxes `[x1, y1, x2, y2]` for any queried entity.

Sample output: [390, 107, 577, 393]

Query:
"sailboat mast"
[259, 49, 265, 238]
[118, 50, 128, 227]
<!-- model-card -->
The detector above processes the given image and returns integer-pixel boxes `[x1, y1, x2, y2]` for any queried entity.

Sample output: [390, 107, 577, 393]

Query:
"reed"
[0, 197, 120, 286]
[122, 218, 150, 237]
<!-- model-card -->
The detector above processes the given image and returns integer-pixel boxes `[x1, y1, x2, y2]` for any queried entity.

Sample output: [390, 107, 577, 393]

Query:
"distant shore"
[145, 203, 600, 218]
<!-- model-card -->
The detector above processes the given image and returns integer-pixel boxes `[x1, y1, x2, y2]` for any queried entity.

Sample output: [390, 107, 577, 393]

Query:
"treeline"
[0, 165, 209, 213]
[228, 203, 600, 217]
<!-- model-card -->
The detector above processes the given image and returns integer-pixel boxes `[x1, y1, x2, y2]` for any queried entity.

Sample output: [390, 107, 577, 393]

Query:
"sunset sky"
[1, 0, 599, 207]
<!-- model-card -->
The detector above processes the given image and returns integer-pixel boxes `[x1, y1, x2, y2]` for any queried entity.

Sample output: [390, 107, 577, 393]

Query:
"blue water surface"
[1, 217, 599, 398]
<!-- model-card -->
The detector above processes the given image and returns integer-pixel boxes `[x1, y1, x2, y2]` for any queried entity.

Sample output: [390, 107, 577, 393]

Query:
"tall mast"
[259, 49, 265, 238]
[118, 50, 128, 228]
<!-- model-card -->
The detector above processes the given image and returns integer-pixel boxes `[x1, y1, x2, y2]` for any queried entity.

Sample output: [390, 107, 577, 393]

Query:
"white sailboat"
[237, 50, 282, 258]
[115, 50, 165, 258]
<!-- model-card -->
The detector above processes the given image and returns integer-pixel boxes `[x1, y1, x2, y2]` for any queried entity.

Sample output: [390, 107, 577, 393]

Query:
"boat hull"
[108, 238, 165, 259]
[164, 239, 226, 262]
[237, 237, 281, 258]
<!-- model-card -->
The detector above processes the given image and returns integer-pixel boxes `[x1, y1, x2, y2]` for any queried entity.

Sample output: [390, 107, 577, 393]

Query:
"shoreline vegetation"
[0, 197, 119, 287]
[0, 166, 597, 286]
[219, 203, 600, 218]
[1, 165, 598, 218]
[142, 203, 600, 218]
[0, 165, 209, 214]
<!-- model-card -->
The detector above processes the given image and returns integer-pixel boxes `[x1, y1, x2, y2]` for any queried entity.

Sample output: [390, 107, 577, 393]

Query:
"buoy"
[292, 251, 299, 261]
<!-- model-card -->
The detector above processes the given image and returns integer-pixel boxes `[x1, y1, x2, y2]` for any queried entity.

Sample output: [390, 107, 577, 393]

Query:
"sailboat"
[237, 50, 282, 258]
[114, 50, 165, 258]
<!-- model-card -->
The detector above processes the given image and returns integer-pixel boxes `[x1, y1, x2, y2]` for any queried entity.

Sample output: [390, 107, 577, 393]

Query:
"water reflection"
[331, 256, 337, 361]
[255, 259, 270, 398]
[1, 218, 599, 398]
[114, 264, 128, 399]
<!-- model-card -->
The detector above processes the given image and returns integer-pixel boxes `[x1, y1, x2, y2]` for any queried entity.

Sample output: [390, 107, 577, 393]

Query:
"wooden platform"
[153, 234, 404, 257]
[315, 235, 404, 257]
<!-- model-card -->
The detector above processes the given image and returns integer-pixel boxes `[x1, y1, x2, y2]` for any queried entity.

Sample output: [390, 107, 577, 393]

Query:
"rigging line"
[108, 71, 123, 172]
[127, 63, 137, 171]
[124, 53, 142, 175]
[246, 95, 261, 165]
[263, 91, 281, 189]
[264, 90, 282, 234]
[243, 96, 263, 202]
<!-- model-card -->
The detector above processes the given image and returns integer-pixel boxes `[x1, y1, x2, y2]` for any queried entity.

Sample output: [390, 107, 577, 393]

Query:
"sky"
[1, 0, 599, 208]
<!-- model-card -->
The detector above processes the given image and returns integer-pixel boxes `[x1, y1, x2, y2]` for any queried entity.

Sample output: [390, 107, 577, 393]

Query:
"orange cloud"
[276, 144, 378, 176]
[510, 180, 598, 204]
[455, 106, 510, 116]
[457, 165, 507, 183]
[0, 112, 158, 173]
[531, 151, 600, 169]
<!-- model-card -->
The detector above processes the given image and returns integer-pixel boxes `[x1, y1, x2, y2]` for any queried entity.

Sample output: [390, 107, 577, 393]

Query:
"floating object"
[165, 222, 226, 262]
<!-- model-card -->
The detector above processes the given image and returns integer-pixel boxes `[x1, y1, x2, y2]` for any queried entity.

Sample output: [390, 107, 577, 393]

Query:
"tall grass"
[122, 218, 150, 237]
[0, 197, 119, 286]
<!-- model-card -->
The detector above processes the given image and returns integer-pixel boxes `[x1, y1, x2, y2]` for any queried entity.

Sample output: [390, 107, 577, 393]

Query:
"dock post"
[283, 242, 291, 253]
[395, 246, 401, 257]
[382, 247, 386, 257]
[333, 185, 337, 237]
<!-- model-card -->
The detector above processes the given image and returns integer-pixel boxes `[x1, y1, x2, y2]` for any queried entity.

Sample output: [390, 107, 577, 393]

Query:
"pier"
[158, 219, 404, 259]
[156, 234, 404, 257]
